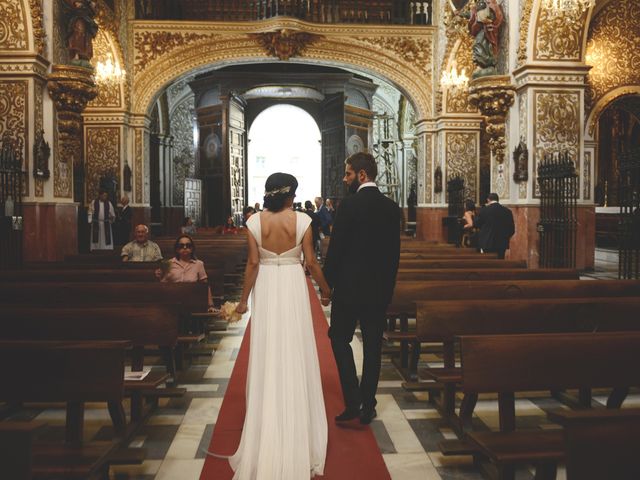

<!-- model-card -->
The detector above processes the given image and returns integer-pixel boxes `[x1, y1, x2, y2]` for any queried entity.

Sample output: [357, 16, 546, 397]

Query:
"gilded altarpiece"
[85, 127, 120, 201]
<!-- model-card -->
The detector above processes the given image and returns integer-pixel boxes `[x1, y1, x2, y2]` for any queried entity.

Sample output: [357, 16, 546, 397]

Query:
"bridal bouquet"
[220, 301, 243, 323]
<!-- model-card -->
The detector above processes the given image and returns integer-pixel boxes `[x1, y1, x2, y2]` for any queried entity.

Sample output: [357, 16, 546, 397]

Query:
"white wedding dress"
[229, 211, 328, 479]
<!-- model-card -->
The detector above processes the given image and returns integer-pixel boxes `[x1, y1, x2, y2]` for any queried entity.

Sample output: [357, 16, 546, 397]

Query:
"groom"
[323, 152, 401, 425]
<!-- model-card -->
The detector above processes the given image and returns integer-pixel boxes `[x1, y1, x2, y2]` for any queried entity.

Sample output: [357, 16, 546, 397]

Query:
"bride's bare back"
[259, 209, 298, 254]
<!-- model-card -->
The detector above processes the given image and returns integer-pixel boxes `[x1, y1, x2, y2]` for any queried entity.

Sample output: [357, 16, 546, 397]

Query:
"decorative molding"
[134, 128, 143, 203]
[586, 86, 640, 138]
[250, 28, 322, 61]
[517, 0, 535, 67]
[445, 36, 476, 114]
[28, 0, 46, 57]
[133, 31, 215, 73]
[356, 36, 432, 75]
[534, 7, 586, 61]
[468, 76, 515, 164]
[0, 59, 49, 77]
[0, 0, 28, 50]
[86, 127, 120, 202]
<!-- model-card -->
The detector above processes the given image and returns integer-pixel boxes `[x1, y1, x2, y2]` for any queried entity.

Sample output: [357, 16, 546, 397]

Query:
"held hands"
[320, 289, 332, 307]
[235, 301, 248, 314]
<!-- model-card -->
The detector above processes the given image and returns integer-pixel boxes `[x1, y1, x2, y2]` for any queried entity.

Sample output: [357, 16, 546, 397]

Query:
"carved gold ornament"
[446, 132, 478, 200]
[534, 7, 586, 61]
[468, 76, 515, 164]
[0, 0, 28, 50]
[29, 0, 46, 56]
[134, 31, 215, 73]
[86, 127, 120, 202]
[251, 28, 322, 61]
[517, 0, 534, 67]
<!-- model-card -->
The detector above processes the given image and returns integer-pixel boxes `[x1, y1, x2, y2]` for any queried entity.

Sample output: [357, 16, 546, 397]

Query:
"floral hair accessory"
[264, 186, 291, 197]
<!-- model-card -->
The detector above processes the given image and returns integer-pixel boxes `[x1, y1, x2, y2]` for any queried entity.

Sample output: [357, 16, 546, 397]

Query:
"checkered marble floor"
[4, 272, 637, 479]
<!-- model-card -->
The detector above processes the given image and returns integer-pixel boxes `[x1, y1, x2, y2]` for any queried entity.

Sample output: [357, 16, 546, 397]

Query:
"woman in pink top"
[158, 234, 214, 311]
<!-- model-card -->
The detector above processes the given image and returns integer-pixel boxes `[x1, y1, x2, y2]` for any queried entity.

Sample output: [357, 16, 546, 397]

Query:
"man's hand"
[236, 302, 248, 314]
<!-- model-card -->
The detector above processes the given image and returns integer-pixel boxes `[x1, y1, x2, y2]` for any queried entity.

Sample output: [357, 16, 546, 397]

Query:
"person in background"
[88, 188, 115, 251]
[223, 215, 238, 234]
[117, 195, 132, 245]
[474, 192, 515, 259]
[156, 234, 215, 311]
[121, 224, 162, 262]
[315, 196, 332, 237]
[254, 202, 262, 212]
[243, 206, 256, 225]
[325, 198, 336, 224]
[304, 200, 321, 259]
[181, 216, 197, 235]
[461, 199, 477, 248]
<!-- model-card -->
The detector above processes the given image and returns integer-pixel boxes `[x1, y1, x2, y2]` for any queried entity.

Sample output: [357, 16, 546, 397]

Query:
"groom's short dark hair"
[345, 152, 377, 181]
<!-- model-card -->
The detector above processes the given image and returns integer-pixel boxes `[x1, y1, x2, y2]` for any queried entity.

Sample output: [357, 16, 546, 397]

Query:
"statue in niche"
[456, 0, 504, 78]
[33, 129, 51, 180]
[123, 161, 132, 192]
[434, 166, 443, 193]
[62, 0, 99, 66]
[513, 140, 528, 183]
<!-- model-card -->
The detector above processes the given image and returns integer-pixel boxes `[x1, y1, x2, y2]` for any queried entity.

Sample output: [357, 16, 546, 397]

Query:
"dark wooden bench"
[0, 340, 133, 479]
[0, 421, 47, 480]
[547, 408, 640, 480]
[460, 332, 640, 480]
[396, 268, 579, 281]
[399, 259, 527, 269]
[0, 305, 181, 421]
[412, 297, 640, 426]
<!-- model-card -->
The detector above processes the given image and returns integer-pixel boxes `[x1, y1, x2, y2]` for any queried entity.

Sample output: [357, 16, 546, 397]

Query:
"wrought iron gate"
[537, 152, 578, 268]
[619, 148, 640, 279]
[0, 132, 25, 269]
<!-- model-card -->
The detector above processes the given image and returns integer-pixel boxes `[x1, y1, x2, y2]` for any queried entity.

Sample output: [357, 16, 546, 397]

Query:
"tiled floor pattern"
[4, 254, 632, 479]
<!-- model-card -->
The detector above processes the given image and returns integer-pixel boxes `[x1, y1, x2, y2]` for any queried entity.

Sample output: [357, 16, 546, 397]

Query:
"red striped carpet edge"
[199, 279, 391, 479]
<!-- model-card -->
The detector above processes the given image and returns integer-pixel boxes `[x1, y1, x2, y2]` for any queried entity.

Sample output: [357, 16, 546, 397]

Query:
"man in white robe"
[88, 189, 115, 251]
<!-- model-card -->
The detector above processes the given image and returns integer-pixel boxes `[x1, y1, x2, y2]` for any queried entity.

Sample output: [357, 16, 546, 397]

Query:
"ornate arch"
[131, 19, 434, 121]
[585, 86, 640, 140]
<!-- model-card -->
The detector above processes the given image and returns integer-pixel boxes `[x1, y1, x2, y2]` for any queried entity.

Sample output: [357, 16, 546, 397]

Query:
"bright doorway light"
[248, 104, 321, 208]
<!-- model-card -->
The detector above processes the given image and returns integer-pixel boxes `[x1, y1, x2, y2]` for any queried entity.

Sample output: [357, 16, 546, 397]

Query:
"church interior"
[0, 0, 639, 479]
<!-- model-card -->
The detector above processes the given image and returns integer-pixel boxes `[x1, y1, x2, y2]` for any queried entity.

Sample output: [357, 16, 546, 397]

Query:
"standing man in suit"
[323, 152, 401, 425]
[474, 192, 515, 259]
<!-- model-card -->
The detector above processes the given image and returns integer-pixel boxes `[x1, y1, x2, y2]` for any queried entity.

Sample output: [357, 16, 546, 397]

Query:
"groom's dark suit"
[323, 186, 401, 412]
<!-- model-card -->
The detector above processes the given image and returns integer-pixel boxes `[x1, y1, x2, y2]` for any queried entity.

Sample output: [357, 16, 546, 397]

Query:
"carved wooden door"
[184, 178, 202, 227]
[321, 93, 346, 200]
[227, 95, 246, 226]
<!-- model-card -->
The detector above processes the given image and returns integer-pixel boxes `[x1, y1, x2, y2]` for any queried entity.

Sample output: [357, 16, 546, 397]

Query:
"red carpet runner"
[200, 279, 391, 479]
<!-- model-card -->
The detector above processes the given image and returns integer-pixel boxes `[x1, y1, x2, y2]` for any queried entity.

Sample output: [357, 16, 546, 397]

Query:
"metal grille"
[619, 148, 640, 279]
[537, 152, 578, 268]
[0, 133, 25, 269]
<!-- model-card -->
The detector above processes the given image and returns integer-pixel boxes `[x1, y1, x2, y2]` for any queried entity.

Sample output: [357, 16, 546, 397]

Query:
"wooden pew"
[0, 340, 132, 479]
[0, 305, 180, 421]
[413, 297, 640, 426]
[460, 332, 640, 480]
[398, 259, 527, 269]
[396, 268, 579, 281]
[547, 408, 640, 480]
[386, 279, 640, 376]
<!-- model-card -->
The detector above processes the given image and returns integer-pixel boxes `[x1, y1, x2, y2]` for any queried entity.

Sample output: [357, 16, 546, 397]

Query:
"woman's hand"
[320, 290, 332, 307]
[236, 301, 248, 314]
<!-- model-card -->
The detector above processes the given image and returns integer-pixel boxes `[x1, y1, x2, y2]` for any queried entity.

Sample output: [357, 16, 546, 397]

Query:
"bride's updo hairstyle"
[263, 172, 298, 212]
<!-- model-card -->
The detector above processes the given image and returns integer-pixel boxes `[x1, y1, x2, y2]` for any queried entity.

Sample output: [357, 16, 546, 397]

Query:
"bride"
[230, 172, 332, 479]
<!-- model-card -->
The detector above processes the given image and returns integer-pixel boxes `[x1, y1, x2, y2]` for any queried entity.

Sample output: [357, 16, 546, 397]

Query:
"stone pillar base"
[416, 207, 449, 243]
[23, 202, 78, 261]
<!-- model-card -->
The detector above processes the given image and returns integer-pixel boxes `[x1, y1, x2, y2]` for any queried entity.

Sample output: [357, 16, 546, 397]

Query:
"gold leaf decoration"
[534, 7, 585, 61]
[250, 29, 322, 61]
[86, 127, 120, 202]
[134, 31, 214, 73]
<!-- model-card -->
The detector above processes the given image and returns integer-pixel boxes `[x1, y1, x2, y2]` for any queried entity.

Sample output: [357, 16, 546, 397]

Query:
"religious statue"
[512, 140, 528, 183]
[456, 0, 504, 78]
[33, 129, 51, 180]
[62, 0, 99, 66]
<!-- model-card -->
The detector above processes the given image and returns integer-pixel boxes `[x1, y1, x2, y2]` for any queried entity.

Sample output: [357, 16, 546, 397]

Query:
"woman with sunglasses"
[156, 234, 215, 311]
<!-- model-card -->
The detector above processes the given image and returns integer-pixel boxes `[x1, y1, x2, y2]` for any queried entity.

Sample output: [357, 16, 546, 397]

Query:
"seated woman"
[461, 199, 478, 248]
[181, 216, 197, 235]
[156, 234, 215, 312]
[222, 215, 238, 234]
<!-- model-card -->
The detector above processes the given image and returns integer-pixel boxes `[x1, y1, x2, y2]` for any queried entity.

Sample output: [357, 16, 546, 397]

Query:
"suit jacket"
[323, 186, 401, 308]
[474, 202, 515, 252]
[316, 204, 332, 236]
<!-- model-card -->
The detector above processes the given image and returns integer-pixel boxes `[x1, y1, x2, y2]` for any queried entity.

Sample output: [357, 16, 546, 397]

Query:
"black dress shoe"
[335, 408, 360, 422]
[359, 408, 377, 425]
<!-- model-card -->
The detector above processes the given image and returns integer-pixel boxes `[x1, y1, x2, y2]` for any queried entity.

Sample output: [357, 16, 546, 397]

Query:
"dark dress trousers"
[323, 186, 401, 411]
[474, 202, 515, 259]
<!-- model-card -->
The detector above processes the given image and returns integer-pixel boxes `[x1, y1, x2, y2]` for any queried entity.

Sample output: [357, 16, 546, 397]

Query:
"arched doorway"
[248, 105, 321, 208]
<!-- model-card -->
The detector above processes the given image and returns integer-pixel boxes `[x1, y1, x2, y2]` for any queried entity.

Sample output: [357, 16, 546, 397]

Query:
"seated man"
[121, 224, 162, 262]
